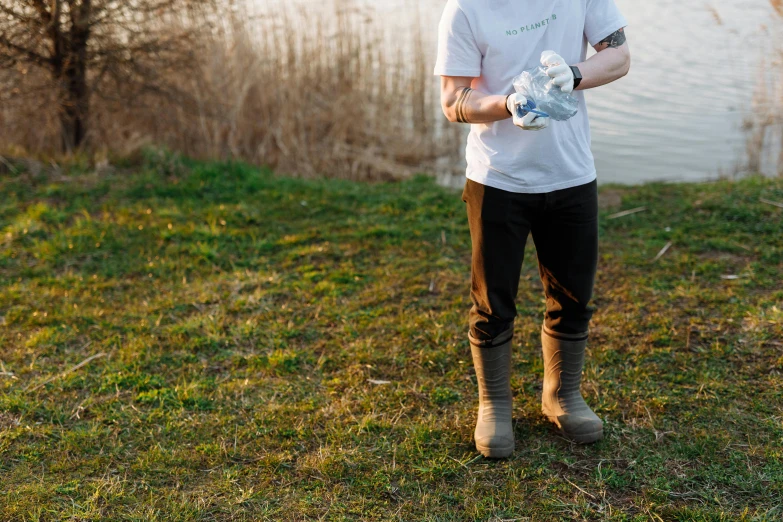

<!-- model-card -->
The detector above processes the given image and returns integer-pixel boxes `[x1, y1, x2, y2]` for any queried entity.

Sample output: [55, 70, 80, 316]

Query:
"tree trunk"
[59, 0, 92, 153]
[60, 64, 89, 152]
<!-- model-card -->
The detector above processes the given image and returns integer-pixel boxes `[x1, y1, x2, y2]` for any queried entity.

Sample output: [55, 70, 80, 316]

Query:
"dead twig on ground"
[652, 241, 673, 262]
[26, 348, 106, 392]
[607, 207, 647, 220]
[760, 197, 783, 209]
[563, 477, 598, 500]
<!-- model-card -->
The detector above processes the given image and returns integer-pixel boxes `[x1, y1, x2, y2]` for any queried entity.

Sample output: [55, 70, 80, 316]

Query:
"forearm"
[573, 27, 631, 92]
[573, 45, 630, 90]
[441, 87, 510, 124]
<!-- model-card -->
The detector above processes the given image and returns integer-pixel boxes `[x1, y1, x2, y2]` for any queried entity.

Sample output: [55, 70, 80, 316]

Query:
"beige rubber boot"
[470, 331, 515, 458]
[541, 325, 603, 444]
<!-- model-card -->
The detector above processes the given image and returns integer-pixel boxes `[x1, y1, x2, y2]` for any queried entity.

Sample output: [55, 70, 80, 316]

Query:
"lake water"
[258, 0, 781, 185]
[587, 0, 778, 184]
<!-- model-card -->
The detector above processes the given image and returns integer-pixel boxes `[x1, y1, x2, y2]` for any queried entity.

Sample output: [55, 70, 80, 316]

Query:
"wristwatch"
[570, 65, 583, 89]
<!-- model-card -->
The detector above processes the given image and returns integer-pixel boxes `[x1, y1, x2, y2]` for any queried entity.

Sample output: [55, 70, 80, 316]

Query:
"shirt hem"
[465, 171, 597, 194]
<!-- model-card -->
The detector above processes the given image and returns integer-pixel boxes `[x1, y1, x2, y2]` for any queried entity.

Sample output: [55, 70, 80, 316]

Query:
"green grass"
[1, 153, 782, 520]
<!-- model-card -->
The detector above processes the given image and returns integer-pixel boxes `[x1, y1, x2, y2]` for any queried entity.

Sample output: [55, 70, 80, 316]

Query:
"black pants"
[462, 178, 599, 346]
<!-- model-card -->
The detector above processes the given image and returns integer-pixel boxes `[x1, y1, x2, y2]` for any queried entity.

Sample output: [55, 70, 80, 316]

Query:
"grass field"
[1, 154, 782, 521]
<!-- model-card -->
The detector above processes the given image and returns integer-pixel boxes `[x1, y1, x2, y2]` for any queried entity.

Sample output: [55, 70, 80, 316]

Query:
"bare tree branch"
[0, 4, 40, 25]
[0, 33, 51, 66]
[1, 0, 219, 151]
[25, 0, 52, 22]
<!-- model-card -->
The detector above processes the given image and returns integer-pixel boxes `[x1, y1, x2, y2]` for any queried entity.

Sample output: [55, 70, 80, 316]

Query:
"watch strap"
[570, 65, 582, 89]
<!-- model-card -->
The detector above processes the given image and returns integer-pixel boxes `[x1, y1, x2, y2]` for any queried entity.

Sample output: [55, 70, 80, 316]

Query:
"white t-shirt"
[434, 0, 627, 193]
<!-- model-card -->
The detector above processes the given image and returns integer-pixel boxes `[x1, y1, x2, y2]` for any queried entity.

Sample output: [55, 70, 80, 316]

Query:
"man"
[434, 0, 630, 457]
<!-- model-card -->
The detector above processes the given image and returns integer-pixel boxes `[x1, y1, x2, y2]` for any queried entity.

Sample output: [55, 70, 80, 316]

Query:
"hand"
[506, 93, 548, 131]
[541, 50, 575, 94]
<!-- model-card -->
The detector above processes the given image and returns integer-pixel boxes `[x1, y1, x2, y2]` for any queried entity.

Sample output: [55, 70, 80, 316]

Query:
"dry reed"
[743, 2, 783, 176]
[0, 0, 462, 181]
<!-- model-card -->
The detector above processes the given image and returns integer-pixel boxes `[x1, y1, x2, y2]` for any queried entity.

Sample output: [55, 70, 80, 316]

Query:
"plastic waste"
[516, 98, 549, 119]
[512, 66, 579, 121]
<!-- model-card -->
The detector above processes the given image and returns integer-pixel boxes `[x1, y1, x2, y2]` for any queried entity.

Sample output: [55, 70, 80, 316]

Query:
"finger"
[521, 112, 537, 125]
[541, 52, 564, 67]
[546, 63, 570, 78]
[512, 92, 527, 106]
[531, 113, 549, 126]
[533, 117, 550, 130]
[540, 50, 558, 66]
[560, 81, 574, 94]
[522, 112, 547, 129]
[532, 115, 549, 127]
[552, 72, 572, 86]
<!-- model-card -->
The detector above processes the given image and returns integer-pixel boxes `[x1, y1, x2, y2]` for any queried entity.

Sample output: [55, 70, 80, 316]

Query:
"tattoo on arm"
[455, 87, 473, 123]
[597, 28, 626, 49]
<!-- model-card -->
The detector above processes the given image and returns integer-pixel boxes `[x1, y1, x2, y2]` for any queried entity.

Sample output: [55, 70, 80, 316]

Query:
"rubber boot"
[541, 325, 603, 444]
[470, 331, 514, 458]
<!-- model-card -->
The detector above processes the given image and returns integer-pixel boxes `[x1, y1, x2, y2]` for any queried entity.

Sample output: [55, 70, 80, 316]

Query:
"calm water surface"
[588, 0, 774, 184]
[261, 0, 779, 185]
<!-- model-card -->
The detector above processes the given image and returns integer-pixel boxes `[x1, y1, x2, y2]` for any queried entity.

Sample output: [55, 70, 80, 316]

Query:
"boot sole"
[546, 416, 603, 444]
[476, 443, 514, 458]
[561, 428, 603, 444]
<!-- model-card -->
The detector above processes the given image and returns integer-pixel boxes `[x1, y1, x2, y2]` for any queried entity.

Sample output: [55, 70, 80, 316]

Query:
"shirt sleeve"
[433, 1, 482, 77]
[584, 0, 628, 47]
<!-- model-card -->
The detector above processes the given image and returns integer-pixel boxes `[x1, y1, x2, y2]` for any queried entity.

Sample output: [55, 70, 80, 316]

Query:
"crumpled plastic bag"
[512, 66, 579, 121]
